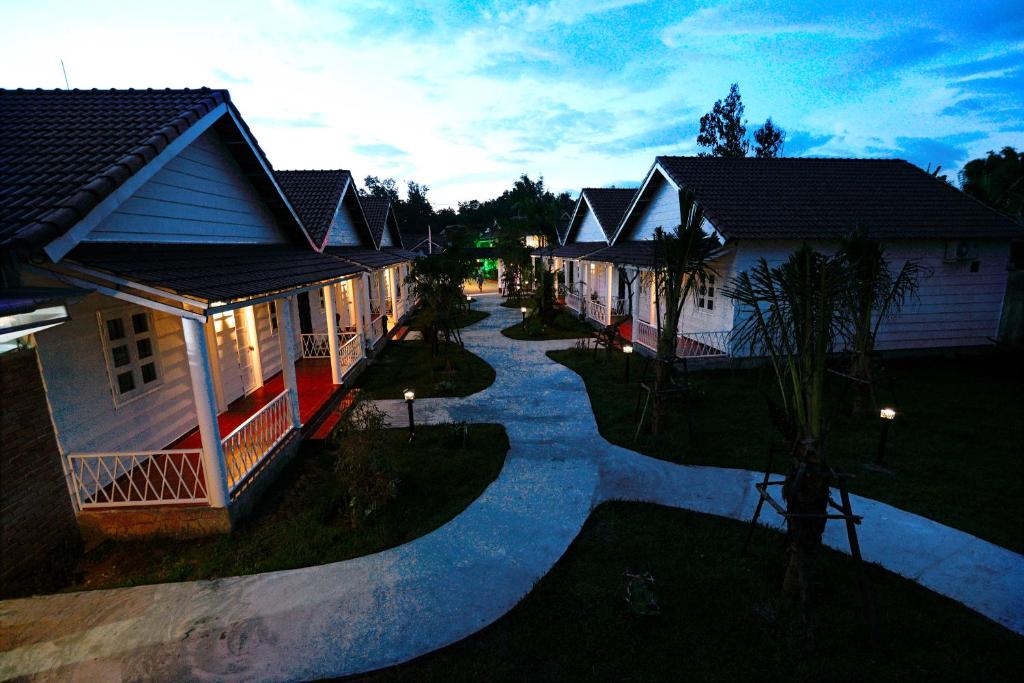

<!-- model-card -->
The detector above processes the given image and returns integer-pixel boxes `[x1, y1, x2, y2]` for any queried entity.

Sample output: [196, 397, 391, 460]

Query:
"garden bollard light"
[623, 344, 633, 382]
[404, 388, 416, 440]
[876, 407, 896, 465]
[520, 306, 527, 326]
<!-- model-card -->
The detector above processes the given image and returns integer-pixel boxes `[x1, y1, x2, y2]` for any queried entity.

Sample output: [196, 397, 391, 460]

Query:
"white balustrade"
[587, 298, 608, 324]
[66, 450, 208, 509]
[634, 321, 730, 358]
[300, 333, 331, 358]
[222, 390, 293, 494]
[339, 332, 363, 377]
[636, 320, 658, 350]
[369, 314, 385, 342]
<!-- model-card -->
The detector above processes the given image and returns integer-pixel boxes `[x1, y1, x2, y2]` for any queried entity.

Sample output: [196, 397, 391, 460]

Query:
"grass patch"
[502, 308, 592, 340]
[548, 349, 1024, 552]
[67, 424, 508, 591]
[500, 296, 533, 309]
[358, 336, 495, 399]
[364, 502, 1023, 681]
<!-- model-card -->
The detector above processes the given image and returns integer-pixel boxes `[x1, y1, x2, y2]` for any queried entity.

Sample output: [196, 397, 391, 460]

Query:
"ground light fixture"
[404, 388, 416, 440]
[623, 343, 633, 383]
[876, 407, 896, 466]
[520, 306, 527, 326]
[466, 295, 473, 311]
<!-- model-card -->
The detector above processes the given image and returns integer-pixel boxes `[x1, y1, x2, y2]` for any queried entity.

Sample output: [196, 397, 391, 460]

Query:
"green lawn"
[357, 335, 495, 400]
[67, 424, 508, 591]
[363, 502, 1023, 681]
[500, 296, 533, 309]
[502, 308, 592, 340]
[549, 349, 1024, 552]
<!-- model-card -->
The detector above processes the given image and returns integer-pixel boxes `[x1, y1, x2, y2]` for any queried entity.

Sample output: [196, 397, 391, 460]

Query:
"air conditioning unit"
[944, 240, 978, 263]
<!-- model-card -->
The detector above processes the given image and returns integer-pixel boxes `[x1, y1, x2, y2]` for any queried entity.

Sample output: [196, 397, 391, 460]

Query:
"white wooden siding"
[678, 250, 737, 334]
[379, 229, 394, 247]
[85, 129, 288, 245]
[575, 205, 607, 243]
[33, 293, 197, 454]
[325, 193, 363, 246]
[728, 239, 1011, 352]
[620, 172, 680, 242]
[254, 303, 282, 380]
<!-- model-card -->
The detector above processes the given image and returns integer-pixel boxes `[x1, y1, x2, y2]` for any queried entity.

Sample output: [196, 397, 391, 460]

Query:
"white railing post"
[277, 297, 303, 429]
[323, 284, 343, 385]
[605, 263, 615, 325]
[182, 317, 229, 508]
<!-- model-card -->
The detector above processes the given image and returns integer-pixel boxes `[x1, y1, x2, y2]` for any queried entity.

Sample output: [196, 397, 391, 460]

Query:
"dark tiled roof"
[276, 170, 348, 247]
[325, 246, 408, 269]
[0, 88, 305, 251]
[383, 247, 420, 260]
[583, 241, 656, 267]
[581, 188, 637, 241]
[65, 243, 364, 302]
[0, 286, 90, 317]
[653, 156, 1023, 240]
[550, 241, 608, 259]
[358, 195, 392, 249]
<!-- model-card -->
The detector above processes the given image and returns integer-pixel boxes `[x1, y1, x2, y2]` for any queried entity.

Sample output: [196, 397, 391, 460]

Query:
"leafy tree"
[332, 401, 397, 528]
[361, 175, 400, 203]
[724, 246, 852, 626]
[840, 229, 927, 415]
[960, 147, 1024, 221]
[405, 246, 475, 358]
[648, 191, 720, 434]
[753, 117, 786, 158]
[697, 83, 749, 158]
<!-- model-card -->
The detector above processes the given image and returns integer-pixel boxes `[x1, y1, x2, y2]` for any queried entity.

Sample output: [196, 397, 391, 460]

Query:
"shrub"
[333, 402, 399, 527]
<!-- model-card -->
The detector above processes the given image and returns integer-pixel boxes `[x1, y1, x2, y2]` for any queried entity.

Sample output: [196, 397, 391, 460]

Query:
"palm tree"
[724, 246, 851, 610]
[648, 190, 720, 434]
[840, 228, 927, 415]
[406, 246, 474, 358]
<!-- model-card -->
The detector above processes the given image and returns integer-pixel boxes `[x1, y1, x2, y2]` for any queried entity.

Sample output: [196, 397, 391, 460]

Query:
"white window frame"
[97, 306, 164, 408]
[697, 274, 716, 312]
[267, 302, 279, 334]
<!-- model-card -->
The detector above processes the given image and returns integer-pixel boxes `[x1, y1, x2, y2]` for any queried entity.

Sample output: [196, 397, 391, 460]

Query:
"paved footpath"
[2, 295, 1022, 681]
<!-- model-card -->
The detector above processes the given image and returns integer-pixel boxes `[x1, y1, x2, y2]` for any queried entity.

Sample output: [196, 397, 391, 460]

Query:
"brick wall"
[1, 347, 81, 598]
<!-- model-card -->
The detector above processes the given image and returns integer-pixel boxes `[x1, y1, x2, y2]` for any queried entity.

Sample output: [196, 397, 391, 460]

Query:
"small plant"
[333, 402, 399, 528]
[624, 571, 660, 616]
[434, 378, 457, 395]
[442, 421, 470, 449]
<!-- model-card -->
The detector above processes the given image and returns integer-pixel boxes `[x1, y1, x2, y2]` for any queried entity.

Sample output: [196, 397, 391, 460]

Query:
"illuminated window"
[98, 307, 162, 406]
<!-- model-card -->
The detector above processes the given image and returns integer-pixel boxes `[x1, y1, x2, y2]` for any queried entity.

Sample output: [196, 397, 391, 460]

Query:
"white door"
[233, 309, 260, 394]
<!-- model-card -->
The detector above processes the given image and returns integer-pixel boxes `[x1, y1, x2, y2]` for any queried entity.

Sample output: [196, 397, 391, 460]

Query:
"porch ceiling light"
[880, 407, 896, 420]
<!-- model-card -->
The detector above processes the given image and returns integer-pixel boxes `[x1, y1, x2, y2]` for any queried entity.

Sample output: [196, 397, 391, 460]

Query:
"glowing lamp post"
[622, 344, 633, 382]
[875, 407, 896, 466]
[404, 388, 416, 440]
[520, 306, 527, 326]
[466, 295, 473, 312]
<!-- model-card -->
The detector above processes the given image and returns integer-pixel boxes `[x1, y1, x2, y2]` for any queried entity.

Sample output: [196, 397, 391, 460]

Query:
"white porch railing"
[634, 321, 730, 358]
[368, 297, 383, 318]
[222, 389, 293, 494]
[587, 298, 608, 324]
[301, 331, 360, 360]
[610, 297, 628, 317]
[636, 320, 658, 350]
[339, 331, 362, 376]
[369, 314, 385, 343]
[566, 291, 582, 313]
[66, 449, 208, 509]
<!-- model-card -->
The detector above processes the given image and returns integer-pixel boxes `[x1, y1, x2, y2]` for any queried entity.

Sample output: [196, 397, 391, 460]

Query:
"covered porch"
[35, 244, 368, 531]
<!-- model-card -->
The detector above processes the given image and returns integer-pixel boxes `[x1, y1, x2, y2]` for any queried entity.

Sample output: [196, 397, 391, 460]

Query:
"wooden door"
[233, 309, 260, 394]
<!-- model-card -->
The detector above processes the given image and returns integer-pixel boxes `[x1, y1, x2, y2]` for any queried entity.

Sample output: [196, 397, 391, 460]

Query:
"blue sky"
[2, 0, 1022, 207]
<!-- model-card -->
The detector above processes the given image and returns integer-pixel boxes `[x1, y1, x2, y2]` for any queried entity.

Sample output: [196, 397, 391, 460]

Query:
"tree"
[753, 117, 786, 158]
[405, 246, 474, 358]
[648, 190, 720, 434]
[840, 229, 927, 415]
[960, 147, 1024, 221]
[361, 176, 400, 203]
[724, 246, 851, 624]
[697, 83, 749, 157]
[396, 181, 435, 234]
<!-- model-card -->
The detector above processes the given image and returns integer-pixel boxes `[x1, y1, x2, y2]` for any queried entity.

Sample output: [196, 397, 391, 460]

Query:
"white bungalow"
[0, 88, 393, 540]
[549, 188, 637, 325]
[576, 156, 1023, 358]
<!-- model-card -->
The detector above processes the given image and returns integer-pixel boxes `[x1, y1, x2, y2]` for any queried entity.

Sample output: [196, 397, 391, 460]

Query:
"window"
[98, 307, 162, 405]
[697, 275, 716, 311]
[267, 302, 279, 333]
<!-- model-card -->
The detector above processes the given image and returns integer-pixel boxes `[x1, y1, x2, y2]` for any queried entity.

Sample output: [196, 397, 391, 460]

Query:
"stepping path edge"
[0, 297, 1020, 681]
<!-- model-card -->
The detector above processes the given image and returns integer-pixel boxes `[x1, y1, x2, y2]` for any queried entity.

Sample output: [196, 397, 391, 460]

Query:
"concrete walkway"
[1, 294, 1021, 681]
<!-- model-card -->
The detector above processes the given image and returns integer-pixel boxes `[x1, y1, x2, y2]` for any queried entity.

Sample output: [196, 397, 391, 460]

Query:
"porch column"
[496, 260, 504, 294]
[359, 273, 373, 346]
[182, 317, 230, 508]
[276, 297, 303, 429]
[606, 264, 615, 325]
[323, 284, 343, 385]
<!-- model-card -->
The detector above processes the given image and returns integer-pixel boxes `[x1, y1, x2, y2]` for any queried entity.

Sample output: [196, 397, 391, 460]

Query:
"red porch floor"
[169, 358, 340, 449]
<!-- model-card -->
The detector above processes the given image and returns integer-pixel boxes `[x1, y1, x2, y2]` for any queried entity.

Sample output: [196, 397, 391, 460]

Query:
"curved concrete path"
[1, 295, 1021, 681]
